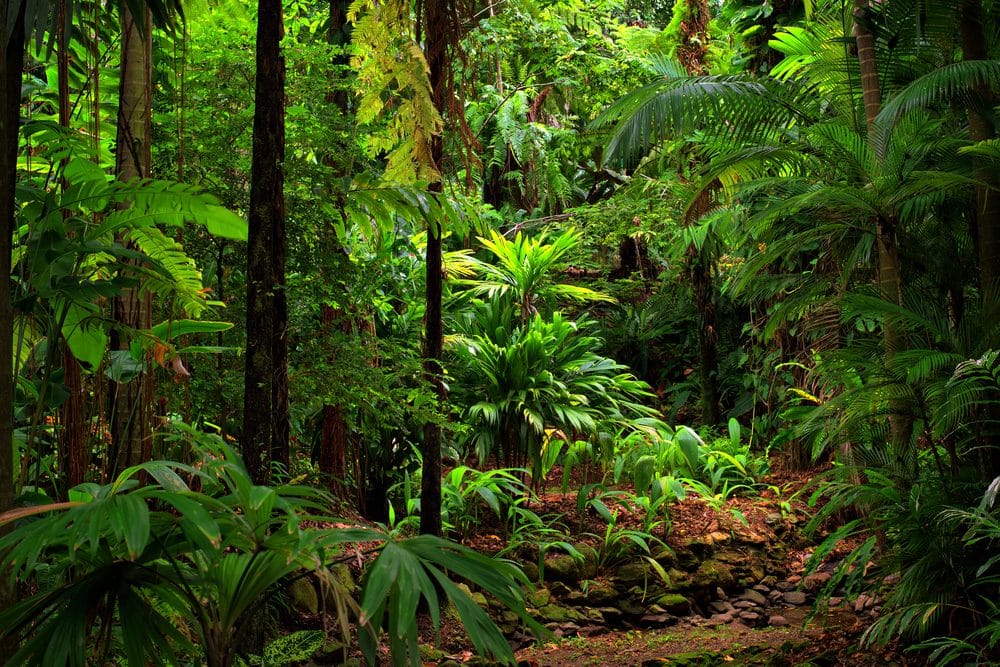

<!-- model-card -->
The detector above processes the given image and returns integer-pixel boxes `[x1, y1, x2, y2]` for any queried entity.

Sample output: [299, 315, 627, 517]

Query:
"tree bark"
[318, 0, 352, 500]
[959, 0, 1000, 294]
[58, 0, 87, 490]
[110, 5, 154, 477]
[243, 0, 288, 484]
[0, 4, 25, 659]
[419, 0, 450, 538]
[676, 0, 721, 424]
[854, 1, 912, 451]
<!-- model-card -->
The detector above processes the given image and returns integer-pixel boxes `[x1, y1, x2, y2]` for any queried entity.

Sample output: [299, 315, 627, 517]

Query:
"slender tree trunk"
[0, 4, 25, 659]
[110, 5, 154, 477]
[676, 0, 721, 424]
[959, 0, 1000, 294]
[243, 0, 288, 484]
[57, 0, 87, 489]
[854, 1, 912, 451]
[318, 0, 352, 500]
[686, 188, 721, 424]
[419, 0, 450, 538]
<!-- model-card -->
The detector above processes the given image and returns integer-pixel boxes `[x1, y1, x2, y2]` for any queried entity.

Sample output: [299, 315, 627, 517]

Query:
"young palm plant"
[0, 422, 543, 667]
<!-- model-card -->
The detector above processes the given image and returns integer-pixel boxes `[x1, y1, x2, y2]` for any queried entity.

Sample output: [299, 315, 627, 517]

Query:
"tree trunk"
[317, 0, 352, 500]
[419, 0, 450, 538]
[57, 0, 87, 490]
[0, 4, 25, 659]
[243, 0, 288, 484]
[854, 1, 912, 452]
[685, 187, 722, 424]
[110, 5, 154, 477]
[959, 0, 1000, 295]
[676, 0, 721, 424]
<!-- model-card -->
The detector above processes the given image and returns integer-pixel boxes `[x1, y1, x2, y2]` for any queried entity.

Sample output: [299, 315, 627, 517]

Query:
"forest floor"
[397, 458, 920, 667]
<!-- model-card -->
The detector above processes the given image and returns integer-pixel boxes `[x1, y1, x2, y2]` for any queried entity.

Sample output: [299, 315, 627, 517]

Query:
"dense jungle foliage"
[0, 0, 998, 664]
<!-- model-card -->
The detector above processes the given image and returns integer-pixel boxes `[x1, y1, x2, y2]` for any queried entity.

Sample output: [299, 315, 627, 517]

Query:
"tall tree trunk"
[685, 186, 721, 424]
[0, 4, 25, 659]
[243, 0, 288, 484]
[110, 5, 154, 477]
[57, 0, 87, 489]
[676, 0, 721, 424]
[419, 0, 451, 538]
[959, 0, 1000, 294]
[854, 1, 911, 450]
[318, 0, 352, 500]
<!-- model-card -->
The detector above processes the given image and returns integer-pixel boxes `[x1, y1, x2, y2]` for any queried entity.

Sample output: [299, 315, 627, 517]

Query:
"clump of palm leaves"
[0, 421, 543, 667]
[449, 228, 658, 483]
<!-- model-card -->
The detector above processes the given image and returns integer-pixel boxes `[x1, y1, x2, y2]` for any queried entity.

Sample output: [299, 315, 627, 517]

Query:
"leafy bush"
[0, 422, 542, 667]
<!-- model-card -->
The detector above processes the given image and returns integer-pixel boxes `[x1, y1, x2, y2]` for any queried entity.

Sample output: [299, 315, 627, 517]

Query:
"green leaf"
[61, 301, 107, 372]
[151, 319, 234, 341]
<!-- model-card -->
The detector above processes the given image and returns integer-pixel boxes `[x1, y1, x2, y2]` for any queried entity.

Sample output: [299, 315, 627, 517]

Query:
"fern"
[126, 226, 213, 318]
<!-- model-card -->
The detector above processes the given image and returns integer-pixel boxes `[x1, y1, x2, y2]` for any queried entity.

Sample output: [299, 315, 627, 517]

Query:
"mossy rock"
[419, 644, 448, 662]
[537, 603, 586, 623]
[577, 546, 600, 579]
[693, 559, 735, 589]
[543, 554, 581, 583]
[288, 578, 319, 615]
[616, 561, 651, 587]
[654, 593, 691, 615]
[579, 580, 619, 606]
[528, 587, 552, 608]
[521, 560, 540, 582]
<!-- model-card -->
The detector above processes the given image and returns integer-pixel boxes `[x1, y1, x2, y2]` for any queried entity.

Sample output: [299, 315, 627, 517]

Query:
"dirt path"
[515, 606, 911, 666]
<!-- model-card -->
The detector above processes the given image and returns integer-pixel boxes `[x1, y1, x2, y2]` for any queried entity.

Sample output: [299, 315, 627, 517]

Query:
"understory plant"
[0, 422, 542, 667]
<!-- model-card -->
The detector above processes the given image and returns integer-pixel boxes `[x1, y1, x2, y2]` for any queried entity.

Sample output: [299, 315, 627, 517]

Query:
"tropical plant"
[0, 422, 543, 667]
[461, 228, 613, 323]
[450, 302, 657, 479]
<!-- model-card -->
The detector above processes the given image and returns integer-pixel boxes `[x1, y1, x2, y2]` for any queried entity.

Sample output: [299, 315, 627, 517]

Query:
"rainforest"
[0, 0, 998, 665]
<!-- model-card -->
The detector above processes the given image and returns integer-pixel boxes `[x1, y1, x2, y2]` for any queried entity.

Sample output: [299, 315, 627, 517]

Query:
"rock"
[655, 594, 691, 615]
[596, 606, 623, 622]
[618, 598, 647, 616]
[768, 590, 783, 602]
[739, 588, 768, 606]
[580, 580, 619, 606]
[577, 546, 599, 580]
[804, 572, 832, 591]
[738, 610, 762, 624]
[653, 547, 678, 569]
[706, 613, 733, 626]
[714, 549, 745, 565]
[537, 603, 585, 623]
[577, 625, 607, 637]
[854, 594, 877, 612]
[829, 596, 843, 607]
[616, 562, 651, 587]
[783, 591, 808, 605]
[768, 615, 789, 627]
[543, 554, 580, 583]
[709, 600, 734, 614]
[521, 561, 539, 582]
[765, 512, 783, 525]
[558, 622, 581, 637]
[527, 588, 551, 608]
[752, 584, 770, 594]
[639, 613, 677, 627]
[288, 577, 319, 614]
[715, 586, 728, 600]
[786, 574, 802, 585]
[693, 559, 736, 590]
[549, 581, 572, 597]
[733, 600, 757, 610]
[760, 575, 778, 587]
